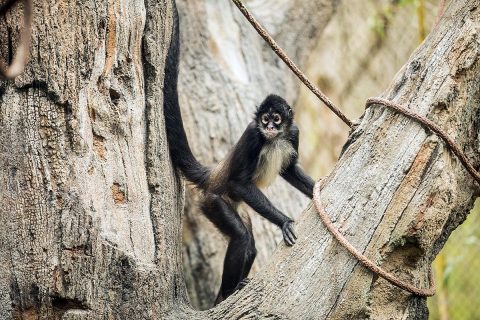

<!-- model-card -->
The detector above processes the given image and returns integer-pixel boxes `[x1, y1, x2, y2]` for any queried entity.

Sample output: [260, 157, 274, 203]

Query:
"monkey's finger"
[284, 229, 295, 246]
[285, 226, 295, 241]
[235, 278, 250, 291]
[239, 278, 250, 287]
[283, 231, 294, 246]
[284, 236, 294, 246]
[285, 224, 296, 243]
[287, 224, 297, 240]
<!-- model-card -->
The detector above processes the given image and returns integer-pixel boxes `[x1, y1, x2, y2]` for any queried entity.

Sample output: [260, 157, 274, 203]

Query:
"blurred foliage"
[296, 0, 439, 179]
[428, 200, 480, 320]
[368, 0, 421, 39]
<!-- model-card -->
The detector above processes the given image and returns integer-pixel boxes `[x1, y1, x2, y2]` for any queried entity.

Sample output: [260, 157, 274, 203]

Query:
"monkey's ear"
[288, 108, 293, 117]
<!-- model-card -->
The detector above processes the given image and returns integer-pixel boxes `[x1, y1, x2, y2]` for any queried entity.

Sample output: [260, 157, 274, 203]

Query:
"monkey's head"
[255, 94, 293, 140]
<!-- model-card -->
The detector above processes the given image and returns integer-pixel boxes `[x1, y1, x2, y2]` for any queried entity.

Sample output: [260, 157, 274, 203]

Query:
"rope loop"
[366, 98, 480, 184]
[312, 98, 480, 296]
[313, 181, 436, 297]
[0, 0, 33, 79]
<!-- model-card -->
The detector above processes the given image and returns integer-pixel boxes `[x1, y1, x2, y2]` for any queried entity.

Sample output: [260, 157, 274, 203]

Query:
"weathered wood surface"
[0, 0, 337, 318]
[0, 0, 180, 318]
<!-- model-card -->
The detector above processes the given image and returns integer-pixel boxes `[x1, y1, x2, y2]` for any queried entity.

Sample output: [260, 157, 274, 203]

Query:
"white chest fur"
[253, 138, 296, 188]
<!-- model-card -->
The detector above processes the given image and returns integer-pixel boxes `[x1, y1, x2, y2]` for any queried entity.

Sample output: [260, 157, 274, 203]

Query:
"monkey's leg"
[201, 194, 256, 305]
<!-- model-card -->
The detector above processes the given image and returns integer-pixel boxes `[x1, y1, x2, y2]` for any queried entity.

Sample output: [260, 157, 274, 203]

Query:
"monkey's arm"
[281, 163, 314, 199]
[229, 182, 296, 246]
[282, 124, 314, 198]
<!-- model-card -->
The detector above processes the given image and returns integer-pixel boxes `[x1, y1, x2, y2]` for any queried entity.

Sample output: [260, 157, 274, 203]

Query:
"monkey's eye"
[261, 114, 269, 124]
[273, 114, 282, 124]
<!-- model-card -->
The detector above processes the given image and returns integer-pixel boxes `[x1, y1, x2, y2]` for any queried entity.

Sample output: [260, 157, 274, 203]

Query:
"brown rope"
[366, 98, 480, 184]
[312, 97, 480, 296]
[311, 98, 480, 296]
[313, 180, 436, 297]
[230, 0, 353, 128]
[0, 0, 32, 79]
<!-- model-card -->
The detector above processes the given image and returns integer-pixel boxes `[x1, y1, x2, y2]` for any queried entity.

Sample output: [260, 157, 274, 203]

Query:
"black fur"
[163, 5, 210, 189]
[162, 4, 314, 306]
[255, 94, 293, 128]
[281, 126, 314, 198]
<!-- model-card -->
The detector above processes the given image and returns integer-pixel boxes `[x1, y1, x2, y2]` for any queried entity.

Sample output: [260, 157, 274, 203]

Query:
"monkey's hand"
[282, 221, 297, 246]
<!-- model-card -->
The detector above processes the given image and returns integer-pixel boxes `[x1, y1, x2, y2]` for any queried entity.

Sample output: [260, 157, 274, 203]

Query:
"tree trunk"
[0, 1, 478, 320]
[0, 0, 181, 319]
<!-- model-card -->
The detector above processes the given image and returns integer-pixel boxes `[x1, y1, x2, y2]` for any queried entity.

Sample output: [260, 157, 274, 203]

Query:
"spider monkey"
[162, 3, 314, 305]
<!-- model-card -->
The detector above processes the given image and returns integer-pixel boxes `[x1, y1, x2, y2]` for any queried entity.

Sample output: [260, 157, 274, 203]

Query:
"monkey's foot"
[282, 220, 297, 246]
[214, 279, 251, 306]
[235, 278, 250, 292]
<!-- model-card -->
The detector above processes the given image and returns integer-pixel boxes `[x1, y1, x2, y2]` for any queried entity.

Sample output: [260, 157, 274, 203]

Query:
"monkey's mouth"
[263, 127, 279, 139]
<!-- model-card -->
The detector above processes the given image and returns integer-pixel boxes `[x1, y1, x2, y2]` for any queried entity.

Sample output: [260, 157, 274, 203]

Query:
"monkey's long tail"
[163, 3, 210, 189]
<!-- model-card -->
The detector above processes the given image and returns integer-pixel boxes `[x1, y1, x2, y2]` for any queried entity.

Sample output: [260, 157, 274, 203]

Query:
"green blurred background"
[428, 201, 480, 320]
[294, 1, 479, 318]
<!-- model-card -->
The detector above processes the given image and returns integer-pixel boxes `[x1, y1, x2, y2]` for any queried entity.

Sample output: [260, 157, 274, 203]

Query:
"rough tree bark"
[0, 0, 181, 319]
[0, 1, 478, 320]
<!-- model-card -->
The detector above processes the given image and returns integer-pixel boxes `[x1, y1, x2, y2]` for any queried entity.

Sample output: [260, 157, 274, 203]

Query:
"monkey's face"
[258, 112, 284, 139]
[255, 94, 293, 140]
